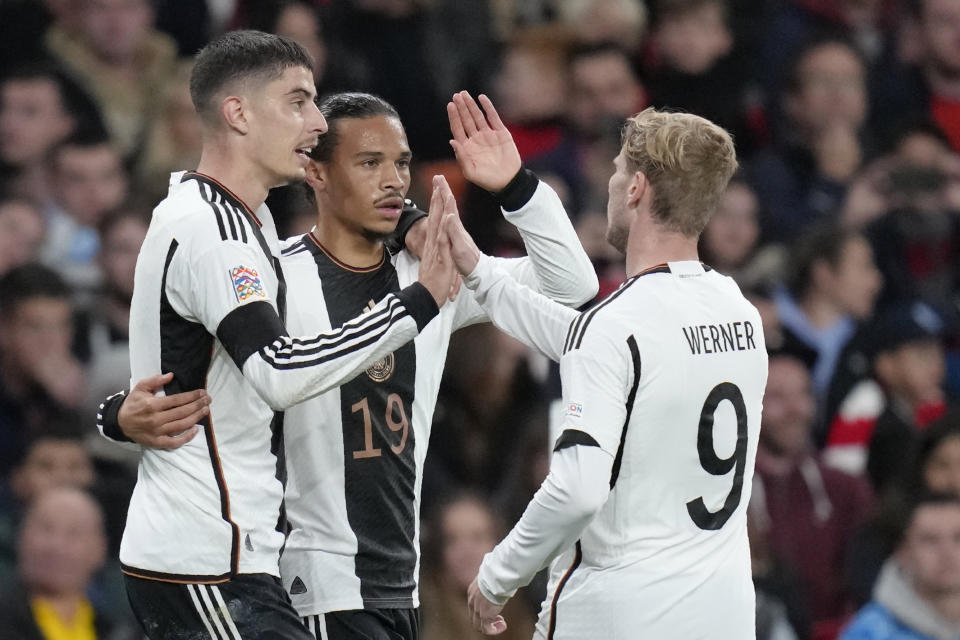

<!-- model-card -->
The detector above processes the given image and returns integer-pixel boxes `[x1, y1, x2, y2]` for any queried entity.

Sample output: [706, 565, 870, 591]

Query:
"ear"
[627, 171, 647, 207]
[305, 160, 327, 193]
[220, 95, 249, 135]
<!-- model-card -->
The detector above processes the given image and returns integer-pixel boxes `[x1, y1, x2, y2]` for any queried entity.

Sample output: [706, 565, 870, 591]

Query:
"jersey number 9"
[686, 382, 748, 531]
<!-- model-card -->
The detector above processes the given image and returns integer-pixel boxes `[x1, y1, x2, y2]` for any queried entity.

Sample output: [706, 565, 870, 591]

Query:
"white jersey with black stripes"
[119, 172, 438, 583]
[467, 259, 768, 640]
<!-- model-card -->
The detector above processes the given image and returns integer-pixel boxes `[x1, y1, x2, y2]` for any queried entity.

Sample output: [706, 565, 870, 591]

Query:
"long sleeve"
[463, 255, 579, 362]
[477, 444, 613, 604]
[497, 170, 597, 308]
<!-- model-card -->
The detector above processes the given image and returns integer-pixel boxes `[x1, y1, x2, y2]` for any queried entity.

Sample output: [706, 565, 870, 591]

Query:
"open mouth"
[375, 197, 404, 217]
[295, 145, 315, 162]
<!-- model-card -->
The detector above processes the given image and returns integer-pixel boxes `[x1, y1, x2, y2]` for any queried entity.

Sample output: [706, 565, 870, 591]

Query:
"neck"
[34, 591, 85, 622]
[312, 214, 385, 268]
[755, 443, 805, 477]
[799, 291, 846, 329]
[924, 589, 960, 623]
[195, 145, 270, 213]
[624, 218, 699, 276]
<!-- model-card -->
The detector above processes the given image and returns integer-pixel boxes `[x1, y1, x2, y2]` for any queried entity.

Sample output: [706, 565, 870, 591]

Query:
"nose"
[381, 163, 405, 191]
[307, 101, 327, 135]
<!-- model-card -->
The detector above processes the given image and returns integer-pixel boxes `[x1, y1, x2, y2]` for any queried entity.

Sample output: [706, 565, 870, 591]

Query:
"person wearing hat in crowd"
[824, 300, 950, 493]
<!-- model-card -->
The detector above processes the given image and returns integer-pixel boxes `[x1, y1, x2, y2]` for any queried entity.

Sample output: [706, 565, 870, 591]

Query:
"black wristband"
[385, 201, 428, 255]
[99, 390, 134, 443]
[394, 282, 439, 331]
[493, 167, 539, 212]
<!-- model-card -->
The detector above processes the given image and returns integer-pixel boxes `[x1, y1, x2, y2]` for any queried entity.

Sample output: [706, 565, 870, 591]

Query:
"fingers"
[151, 387, 208, 412]
[447, 100, 466, 143]
[453, 91, 479, 136]
[154, 396, 211, 433]
[438, 176, 458, 216]
[483, 616, 507, 635]
[133, 372, 174, 393]
[459, 90, 488, 133]
[478, 94, 505, 131]
[449, 272, 462, 301]
[150, 425, 200, 451]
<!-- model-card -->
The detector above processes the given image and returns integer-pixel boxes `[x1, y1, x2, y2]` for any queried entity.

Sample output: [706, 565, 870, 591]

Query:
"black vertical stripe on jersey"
[159, 239, 239, 574]
[547, 541, 583, 640]
[200, 183, 229, 241]
[609, 335, 642, 489]
[309, 243, 419, 608]
[564, 276, 637, 354]
[271, 256, 288, 539]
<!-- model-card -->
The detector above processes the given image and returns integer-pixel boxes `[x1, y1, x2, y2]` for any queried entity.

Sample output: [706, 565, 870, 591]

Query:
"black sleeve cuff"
[216, 300, 286, 369]
[100, 391, 133, 443]
[394, 282, 439, 331]
[385, 203, 428, 255]
[493, 167, 539, 212]
[553, 428, 601, 452]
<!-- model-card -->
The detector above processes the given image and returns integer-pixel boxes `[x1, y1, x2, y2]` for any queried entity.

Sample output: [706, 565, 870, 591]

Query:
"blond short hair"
[621, 108, 737, 237]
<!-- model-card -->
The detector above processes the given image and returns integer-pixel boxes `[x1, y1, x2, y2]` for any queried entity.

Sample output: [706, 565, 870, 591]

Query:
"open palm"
[447, 91, 522, 192]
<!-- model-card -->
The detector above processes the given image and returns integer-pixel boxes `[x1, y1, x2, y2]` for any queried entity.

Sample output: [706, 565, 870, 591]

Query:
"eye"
[362, 159, 379, 168]
[397, 159, 411, 169]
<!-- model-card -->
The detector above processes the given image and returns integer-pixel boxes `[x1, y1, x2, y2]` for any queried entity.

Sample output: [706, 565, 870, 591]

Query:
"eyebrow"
[287, 87, 315, 100]
[355, 150, 413, 159]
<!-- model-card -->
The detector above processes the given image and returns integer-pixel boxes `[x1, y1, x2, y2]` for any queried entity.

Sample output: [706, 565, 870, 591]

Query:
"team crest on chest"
[362, 298, 395, 381]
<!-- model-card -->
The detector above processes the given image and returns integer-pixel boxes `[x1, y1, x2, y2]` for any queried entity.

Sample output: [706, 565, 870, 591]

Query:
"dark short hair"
[894, 491, 960, 550]
[50, 128, 116, 169]
[189, 30, 314, 121]
[0, 61, 107, 139]
[786, 224, 862, 298]
[310, 92, 401, 162]
[784, 33, 866, 95]
[0, 263, 71, 320]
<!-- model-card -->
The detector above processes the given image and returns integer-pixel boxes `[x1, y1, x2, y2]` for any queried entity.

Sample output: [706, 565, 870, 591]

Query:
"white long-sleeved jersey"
[277, 176, 598, 615]
[469, 258, 768, 640]
[117, 172, 437, 582]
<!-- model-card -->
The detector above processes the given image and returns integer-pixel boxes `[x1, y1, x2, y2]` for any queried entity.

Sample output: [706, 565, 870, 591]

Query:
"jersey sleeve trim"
[216, 300, 286, 370]
[97, 389, 131, 442]
[553, 429, 601, 452]
[494, 167, 539, 212]
[392, 282, 438, 331]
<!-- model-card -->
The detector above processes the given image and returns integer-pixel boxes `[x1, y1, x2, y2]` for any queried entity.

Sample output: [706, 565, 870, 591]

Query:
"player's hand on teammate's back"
[467, 577, 508, 636]
[117, 372, 210, 449]
[418, 176, 459, 308]
[447, 91, 522, 192]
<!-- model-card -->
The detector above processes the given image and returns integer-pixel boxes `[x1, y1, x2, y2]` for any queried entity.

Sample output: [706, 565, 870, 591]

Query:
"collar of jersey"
[181, 171, 263, 227]
[306, 230, 386, 273]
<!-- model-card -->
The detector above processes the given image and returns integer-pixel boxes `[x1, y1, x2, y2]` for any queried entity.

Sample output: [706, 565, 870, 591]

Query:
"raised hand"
[437, 176, 481, 276]
[117, 372, 210, 449]
[447, 91, 522, 192]
[417, 176, 458, 308]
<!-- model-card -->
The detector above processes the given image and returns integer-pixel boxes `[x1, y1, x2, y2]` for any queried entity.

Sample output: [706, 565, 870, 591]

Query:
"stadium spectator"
[419, 492, 536, 640]
[0, 196, 45, 277]
[39, 132, 129, 296]
[773, 225, 883, 414]
[0, 63, 98, 202]
[916, 409, 960, 498]
[698, 175, 765, 283]
[873, 0, 960, 152]
[0, 265, 86, 478]
[824, 300, 949, 492]
[557, 0, 649, 53]
[747, 36, 870, 242]
[134, 60, 202, 203]
[646, 0, 766, 154]
[841, 492, 960, 640]
[0, 487, 137, 640]
[44, 0, 180, 158]
[0, 420, 96, 582]
[751, 353, 873, 638]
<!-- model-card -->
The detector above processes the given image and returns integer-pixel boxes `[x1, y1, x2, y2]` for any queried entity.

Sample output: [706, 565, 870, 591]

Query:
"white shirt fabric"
[469, 258, 768, 640]
[277, 179, 598, 614]
[117, 172, 437, 582]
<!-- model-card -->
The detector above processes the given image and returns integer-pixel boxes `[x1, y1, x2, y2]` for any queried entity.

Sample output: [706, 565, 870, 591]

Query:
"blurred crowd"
[0, 0, 959, 638]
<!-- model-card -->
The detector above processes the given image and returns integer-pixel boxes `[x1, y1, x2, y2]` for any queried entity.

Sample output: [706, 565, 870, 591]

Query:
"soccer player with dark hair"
[99, 30, 457, 639]
[104, 88, 597, 640]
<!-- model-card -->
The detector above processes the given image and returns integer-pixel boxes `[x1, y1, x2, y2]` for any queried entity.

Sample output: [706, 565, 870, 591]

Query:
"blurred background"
[0, 0, 959, 638]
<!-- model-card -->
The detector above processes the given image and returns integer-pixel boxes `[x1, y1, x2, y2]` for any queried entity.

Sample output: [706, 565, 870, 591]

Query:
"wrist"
[493, 168, 538, 212]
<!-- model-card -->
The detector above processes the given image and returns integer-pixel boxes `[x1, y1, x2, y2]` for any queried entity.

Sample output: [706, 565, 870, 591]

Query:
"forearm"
[477, 445, 612, 604]
[237, 283, 438, 409]
[500, 171, 598, 307]
[465, 255, 578, 362]
[97, 389, 135, 444]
